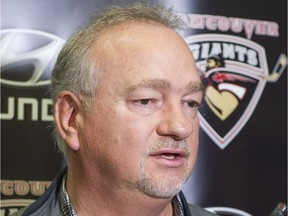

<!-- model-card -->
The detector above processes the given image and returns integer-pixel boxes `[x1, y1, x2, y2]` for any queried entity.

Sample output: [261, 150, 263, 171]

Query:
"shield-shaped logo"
[186, 34, 287, 149]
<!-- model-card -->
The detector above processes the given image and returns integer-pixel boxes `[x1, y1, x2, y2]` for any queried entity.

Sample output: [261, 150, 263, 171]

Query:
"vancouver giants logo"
[186, 34, 287, 149]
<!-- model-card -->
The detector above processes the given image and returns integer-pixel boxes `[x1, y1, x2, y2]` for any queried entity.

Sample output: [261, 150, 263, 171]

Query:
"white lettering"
[0, 97, 53, 121]
[247, 49, 258, 66]
[1, 180, 51, 197]
[18, 98, 38, 121]
[189, 41, 259, 67]
[230, 18, 243, 33]
[267, 22, 279, 36]
[29, 181, 48, 196]
[179, 13, 280, 39]
[243, 20, 257, 39]
[189, 44, 201, 59]
[210, 43, 222, 56]
[41, 99, 53, 121]
[206, 16, 217, 31]
[235, 46, 248, 62]
[218, 16, 230, 32]
[222, 43, 235, 59]
[255, 21, 267, 36]
[201, 43, 210, 59]
[14, 180, 30, 196]
[0, 97, 14, 120]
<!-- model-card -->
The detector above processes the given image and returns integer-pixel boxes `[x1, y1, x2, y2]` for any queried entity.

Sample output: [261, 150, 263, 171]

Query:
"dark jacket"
[11, 169, 217, 216]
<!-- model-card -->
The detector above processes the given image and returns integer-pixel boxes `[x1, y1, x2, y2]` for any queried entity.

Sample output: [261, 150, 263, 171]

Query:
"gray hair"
[51, 3, 184, 156]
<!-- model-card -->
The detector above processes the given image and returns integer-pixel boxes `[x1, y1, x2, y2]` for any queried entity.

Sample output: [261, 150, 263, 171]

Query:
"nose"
[156, 103, 194, 140]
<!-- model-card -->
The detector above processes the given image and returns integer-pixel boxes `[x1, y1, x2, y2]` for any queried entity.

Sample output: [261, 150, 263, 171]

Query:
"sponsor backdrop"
[1, 0, 287, 215]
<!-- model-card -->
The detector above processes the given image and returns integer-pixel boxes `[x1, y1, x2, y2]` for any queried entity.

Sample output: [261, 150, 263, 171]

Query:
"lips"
[150, 149, 188, 158]
[158, 153, 178, 160]
[149, 149, 189, 168]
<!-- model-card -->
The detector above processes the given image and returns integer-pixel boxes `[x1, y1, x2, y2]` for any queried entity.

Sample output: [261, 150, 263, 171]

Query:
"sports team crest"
[185, 34, 287, 149]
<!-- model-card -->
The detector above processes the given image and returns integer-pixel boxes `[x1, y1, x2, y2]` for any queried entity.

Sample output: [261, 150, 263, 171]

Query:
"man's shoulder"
[188, 204, 218, 216]
[9, 168, 67, 216]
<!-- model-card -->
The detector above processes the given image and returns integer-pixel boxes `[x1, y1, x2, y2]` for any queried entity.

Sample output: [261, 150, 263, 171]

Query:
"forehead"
[93, 22, 192, 60]
[91, 22, 200, 90]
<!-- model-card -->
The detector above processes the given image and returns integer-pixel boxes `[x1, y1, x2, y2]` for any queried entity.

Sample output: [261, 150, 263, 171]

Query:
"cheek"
[84, 112, 149, 170]
[113, 110, 158, 148]
[81, 102, 162, 171]
[188, 121, 200, 162]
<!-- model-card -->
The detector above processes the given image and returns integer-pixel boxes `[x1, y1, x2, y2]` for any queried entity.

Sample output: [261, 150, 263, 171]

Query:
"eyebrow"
[185, 81, 204, 93]
[126, 79, 204, 93]
[127, 79, 170, 92]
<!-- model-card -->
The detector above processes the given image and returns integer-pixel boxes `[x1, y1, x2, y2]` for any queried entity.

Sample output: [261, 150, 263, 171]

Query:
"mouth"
[149, 149, 189, 168]
[153, 150, 187, 159]
[150, 149, 188, 157]
[158, 153, 179, 160]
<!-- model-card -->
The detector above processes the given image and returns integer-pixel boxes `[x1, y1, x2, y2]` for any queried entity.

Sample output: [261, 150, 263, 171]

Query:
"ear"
[54, 91, 82, 152]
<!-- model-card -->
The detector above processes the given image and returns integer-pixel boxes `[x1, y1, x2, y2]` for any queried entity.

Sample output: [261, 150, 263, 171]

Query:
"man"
[12, 3, 217, 216]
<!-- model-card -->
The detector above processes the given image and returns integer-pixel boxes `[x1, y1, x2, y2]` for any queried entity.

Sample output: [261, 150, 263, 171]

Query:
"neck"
[66, 163, 176, 216]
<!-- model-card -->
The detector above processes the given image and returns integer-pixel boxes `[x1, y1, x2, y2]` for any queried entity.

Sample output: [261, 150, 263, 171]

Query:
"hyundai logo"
[1, 29, 65, 87]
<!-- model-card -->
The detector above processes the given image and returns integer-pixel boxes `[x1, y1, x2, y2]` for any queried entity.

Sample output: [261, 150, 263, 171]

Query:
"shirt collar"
[59, 173, 186, 216]
[172, 193, 185, 216]
[59, 173, 77, 216]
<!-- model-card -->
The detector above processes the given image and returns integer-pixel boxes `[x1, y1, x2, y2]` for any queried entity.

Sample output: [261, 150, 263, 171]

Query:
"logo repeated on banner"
[0, 180, 51, 215]
[0, 29, 65, 122]
[0, 29, 65, 214]
[179, 14, 288, 149]
[1, 29, 65, 87]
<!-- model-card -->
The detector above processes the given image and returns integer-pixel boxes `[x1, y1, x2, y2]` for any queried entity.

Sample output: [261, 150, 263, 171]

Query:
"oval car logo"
[0, 29, 65, 87]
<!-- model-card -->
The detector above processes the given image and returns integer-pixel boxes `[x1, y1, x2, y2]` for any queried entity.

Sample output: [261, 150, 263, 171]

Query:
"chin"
[136, 173, 188, 199]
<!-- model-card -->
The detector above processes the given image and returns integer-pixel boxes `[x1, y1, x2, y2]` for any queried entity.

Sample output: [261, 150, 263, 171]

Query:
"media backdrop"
[1, 0, 287, 215]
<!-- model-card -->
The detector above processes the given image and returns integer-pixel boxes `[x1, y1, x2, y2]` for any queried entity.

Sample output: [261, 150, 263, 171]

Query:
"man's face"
[78, 23, 203, 199]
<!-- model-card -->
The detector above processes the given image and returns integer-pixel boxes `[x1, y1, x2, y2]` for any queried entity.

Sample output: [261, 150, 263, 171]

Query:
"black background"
[2, 0, 287, 215]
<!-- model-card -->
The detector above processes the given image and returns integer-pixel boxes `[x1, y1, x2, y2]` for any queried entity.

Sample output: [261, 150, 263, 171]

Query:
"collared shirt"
[59, 173, 77, 216]
[12, 168, 216, 216]
[59, 173, 185, 216]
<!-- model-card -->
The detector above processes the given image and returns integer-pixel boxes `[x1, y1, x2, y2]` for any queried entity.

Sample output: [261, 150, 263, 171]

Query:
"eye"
[187, 101, 200, 108]
[132, 98, 158, 108]
[128, 98, 162, 116]
[138, 99, 151, 105]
